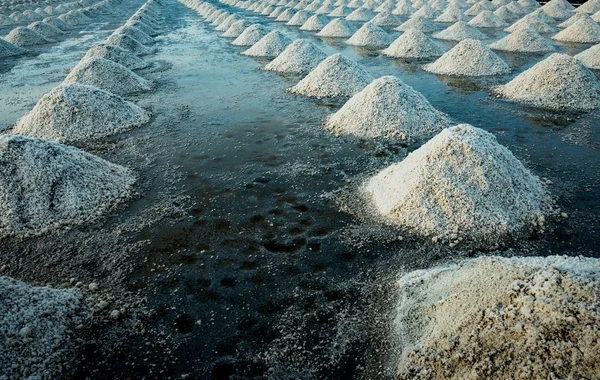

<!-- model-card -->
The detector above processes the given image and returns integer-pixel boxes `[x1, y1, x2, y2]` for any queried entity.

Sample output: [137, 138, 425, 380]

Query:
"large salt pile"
[506, 14, 558, 34]
[317, 18, 357, 37]
[287, 53, 373, 98]
[83, 44, 149, 70]
[264, 39, 328, 74]
[300, 14, 330, 31]
[0, 276, 85, 378]
[0, 38, 26, 58]
[489, 26, 555, 52]
[396, 16, 439, 33]
[64, 57, 151, 96]
[575, 43, 600, 69]
[382, 28, 445, 58]
[492, 53, 600, 111]
[552, 16, 600, 43]
[232, 24, 268, 46]
[27, 21, 64, 39]
[424, 39, 510, 76]
[5, 27, 50, 47]
[346, 6, 376, 21]
[326, 76, 450, 143]
[105, 34, 155, 56]
[433, 21, 486, 41]
[13, 84, 150, 144]
[468, 10, 508, 28]
[345, 21, 393, 48]
[241, 30, 292, 58]
[395, 255, 600, 378]
[0, 135, 136, 239]
[366, 124, 549, 246]
[540, 0, 574, 19]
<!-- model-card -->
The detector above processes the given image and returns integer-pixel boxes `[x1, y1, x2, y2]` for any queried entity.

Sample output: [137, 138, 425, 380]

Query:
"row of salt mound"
[241, 30, 292, 58]
[432, 21, 486, 41]
[366, 124, 550, 247]
[383, 28, 445, 58]
[489, 26, 555, 53]
[345, 21, 392, 48]
[83, 43, 149, 70]
[232, 24, 268, 46]
[264, 38, 328, 74]
[326, 76, 450, 143]
[424, 39, 510, 76]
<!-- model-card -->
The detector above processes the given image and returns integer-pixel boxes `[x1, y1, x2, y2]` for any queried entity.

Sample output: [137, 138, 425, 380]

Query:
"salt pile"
[345, 21, 393, 48]
[287, 53, 373, 98]
[231, 24, 268, 46]
[412, 4, 440, 19]
[0, 135, 136, 239]
[126, 20, 158, 36]
[5, 27, 50, 47]
[264, 39, 328, 74]
[436, 8, 466, 24]
[0, 276, 85, 378]
[424, 39, 510, 76]
[84, 44, 148, 70]
[494, 5, 517, 21]
[383, 28, 445, 58]
[329, 5, 352, 17]
[366, 124, 549, 246]
[575, 43, 600, 69]
[468, 10, 508, 28]
[241, 30, 292, 58]
[540, 0, 574, 19]
[27, 21, 64, 39]
[492, 53, 600, 111]
[531, 8, 560, 24]
[489, 26, 555, 53]
[506, 14, 558, 34]
[433, 21, 486, 41]
[13, 84, 150, 144]
[371, 11, 401, 27]
[552, 16, 600, 43]
[346, 6, 375, 21]
[577, 0, 600, 14]
[393, 2, 416, 16]
[396, 16, 439, 33]
[286, 9, 310, 25]
[326, 76, 449, 142]
[558, 12, 589, 28]
[105, 34, 155, 56]
[275, 9, 295, 22]
[268, 7, 285, 18]
[395, 255, 600, 378]
[317, 18, 357, 37]
[64, 57, 151, 97]
[43, 16, 72, 30]
[300, 14, 330, 30]
[114, 25, 154, 45]
[0, 38, 26, 58]
[215, 14, 240, 31]
[220, 20, 249, 37]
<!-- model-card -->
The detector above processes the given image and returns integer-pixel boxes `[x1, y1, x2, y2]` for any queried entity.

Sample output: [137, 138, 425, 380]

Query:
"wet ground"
[1, 1, 599, 379]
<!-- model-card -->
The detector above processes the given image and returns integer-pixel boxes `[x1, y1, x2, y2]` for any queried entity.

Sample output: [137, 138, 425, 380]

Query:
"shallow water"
[1, 1, 599, 379]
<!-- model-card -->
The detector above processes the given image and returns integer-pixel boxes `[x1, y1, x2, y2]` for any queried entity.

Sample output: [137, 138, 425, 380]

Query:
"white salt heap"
[287, 10, 310, 26]
[221, 20, 249, 38]
[329, 5, 352, 17]
[326, 76, 450, 143]
[577, 0, 600, 14]
[382, 28, 445, 58]
[241, 30, 292, 58]
[5, 27, 50, 47]
[83, 44, 149, 70]
[27, 21, 64, 39]
[300, 14, 330, 31]
[346, 6, 375, 21]
[264, 39, 328, 74]
[345, 21, 393, 48]
[366, 124, 549, 246]
[64, 57, 151, 96]
[396, 16, 439, 33]
[0, 276, 85, 379]
[424, 39, 510, 76]
[558, 12, 589, 28]
[232, 24, 268, 46]
[433, 21, 486, 41]
[13, 84, 150, 144]
[372, 11, 401, 27]
[575, 43, 600, 69]
[468, 10, 508, 28]
[105, 34, 155, 56]
[540, 0, 574, 19]
[287, 53, 373, 98]
[0, 135, 136, 240]
[275, 9, 295, 22]
[114, 25, 154, 45]
[0, 38, 26, 58]
[489, 26, 555, 53]
[317, 18, 356, 37]
[506, 15, 558, 34]
[395, 255, 600, 379]
[552, 16, 600, 43]
[435, 7, 466, 23]
[492, 53, 600, 111]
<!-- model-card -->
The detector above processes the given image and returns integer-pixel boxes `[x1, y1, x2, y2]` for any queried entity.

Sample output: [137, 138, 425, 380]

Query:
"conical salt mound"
[126, 20, 158, 36]
[326, 76, 450, 142]
[0, 135, 136, 240]
[317, 18, 357, 37]
[577, 0, 600, 14]
[275, 9, 296, 22]
[114, 25, 154, 45]
[220, 20, 249, 37]
[396, 16, 440, 32]
[241, 30, 292, 58]
[83, 44, 148, 70]
[492, 53, 600, 111]
[371, 11, 401, 27]
[329, 5, 353, 17]
[575, 43, 600, 69]
[506, 14, 558, 34]
[424, 39, 510, 76]
[346, 6, 376, 21]
[558, 12, 589, 28]
[552, 16, 600, 43]
[43, 16, 72, 30]
[489, 27, 555, 53]
[300, 14, 330, 30]
[264, 39, 328, 74]
[27, 21, 64, 39]
[435, 7, 467, 23]
[468, 10, 508, 28]
[382, 28, 445, 58]
[5, 27, 50, 47]
[345, 21, 393, 48]
[64, 57, 151, 96]
[541, 0, 574, 19]
[433, 21, 486, 41]
[287, 53, 373, 98]
[105, 34, 155, 56]
[366, 124, 549, 246]
[232, 24, 268, 46]
[216, 14, 240, 31]
[13, 84, 150, 144]
[0, 38, 26, 58]
[287, 10, 310, 25]
[412, 4, 441, 19]
[494, 5, 517, 22]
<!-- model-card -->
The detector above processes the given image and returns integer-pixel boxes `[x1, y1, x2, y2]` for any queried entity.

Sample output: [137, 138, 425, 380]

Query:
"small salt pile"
[105, 34, 155, 56]
[287, 53, 373, 98]
[465, 1, 496, 16]
[489, 26, 555, 53]
[575, 43, 600, 69]
[393, 1, 416, 16]
[276, 9, 296, 22]
[242, 30, 292, 58]
[552, 16, 600, 43]
[317, 18, 357, 37]
[541, 0, 574, 19]
[492, 53, 600, 111]
[433, 21, 486, 41]
[435, 7, 467, 23]
[0, 38, 26, 58]
[126, 20, 158, 36]
[5, 27, 50, 47]
[232, 24, 268, 46]
[264, 39, 328, 74]
[371, 11, 401, 27]
[326, 76, 449, 142]
[329, 5, 352, 17]
[366, 124, 549, 246]
[346, 6, 375, 21]
[506, 14, 558, 34]
[83, 44, 148, 70]
[300, 14, 330, 30]
[531, 8, 560, 24]
[494, 5, 517, 22]
[345, 21, 393, 48]
[383, 28, 445, 58]
[220, 20, 249, 38]
[27, 21, 64, 39]
[425, 39, 510, 76]
[0, 135, 136, 239]
[287, 9, 310, 25]
[316, 3, 336, 15]
[468, 10, 508, 28]
[412, 4, 441, 19]
[558, 12, 589, 28]
[215, 14, 240, 31]
[64, 57, 151, 96]
[14, 84, 150, 144]
[396, 16, 440, 32]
